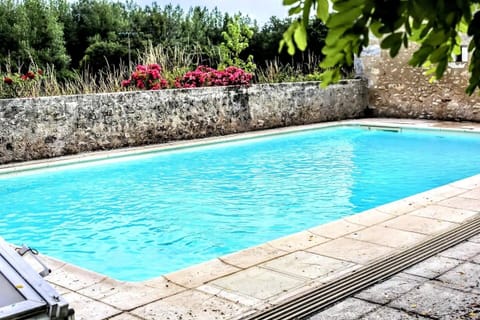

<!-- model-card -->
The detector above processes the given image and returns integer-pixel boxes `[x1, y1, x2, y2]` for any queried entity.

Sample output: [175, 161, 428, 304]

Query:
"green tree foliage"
[218, 15, 256, 72]
[249, 16, 327, 71]
[0, 0, 69, 71]
[282, 0, 480, 94]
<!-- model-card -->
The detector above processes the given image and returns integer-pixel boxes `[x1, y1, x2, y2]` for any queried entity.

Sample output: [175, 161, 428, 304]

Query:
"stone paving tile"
[473, 254, 480, 264]
[388, 281, 479, 319]
[106, 313, 143, 320]
[451, 175, 480, 190]
[308, 298, 380, 320]
[438, 196, 480, 211]
[46, 263, 106, 291]
[419, 184, 469, 201]
[78, 278, 184, 311]
[219, 243, 288, 269]
[209, 266, 305, 300]
[355, 273, 425, 305]
[437, 262, 480, 293]
[308, 219, 365, 239]
[438, 241, 480, 261]
[380, 215, 457, 235]
[163, 258, 240, 289]
[260, 250, 357, 280]
[308, 237, 396, 265]
[197, 283, 263, 307]
[347, 225, 426, 249]
[375, 198, 428, 216]
[344, 209, 395, 227]
[470, 234, 480, 243]
[267, 231, 330, 251]
[459, 187, 480, 200]
[131, 289, 248, 320]
[408, 205, 478, 223]
[403, 256, 464, 279]
[48, 282, 73, 295]
[62, 291, 121, 320]
[361, 306, 430, 320]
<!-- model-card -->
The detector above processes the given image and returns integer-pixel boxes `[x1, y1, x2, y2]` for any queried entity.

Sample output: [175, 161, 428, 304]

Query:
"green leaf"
[283, 0, 300, 5]
[430, 45, 449, 63]
[288, 5, 302, 15]
[409, 45, 433, 66]
[333, 0, 364, 12]
[294, 23, 307, 51]
[303, 0, 313, 24]
[317, 0, 329, 22]
[380, 32, 402, 50]
[435, 58, 448, 79]
[327, 6, 363, 29]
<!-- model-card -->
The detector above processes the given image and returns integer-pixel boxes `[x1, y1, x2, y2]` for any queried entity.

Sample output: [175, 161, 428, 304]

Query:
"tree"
[218, 15, 256, 72]
[282, 0, 480, 94]
[0, 0, 69, 72]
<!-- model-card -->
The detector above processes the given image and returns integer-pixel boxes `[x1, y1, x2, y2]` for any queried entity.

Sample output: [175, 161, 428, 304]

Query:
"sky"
[139, 0, 290, 25]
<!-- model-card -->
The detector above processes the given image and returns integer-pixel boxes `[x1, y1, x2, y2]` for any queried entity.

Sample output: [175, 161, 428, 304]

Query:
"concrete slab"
[307, 237, 396, 264]
[438, 196, 480, 211]
[362, 306, 430, 319]
[437, 262, 480, 293]
[355, 273, 425, 304]
[346, 225, 426, 249]
[79, 279, 184, 311]
[209, 267, 305, 300]
[458, 187, 480, 200]
[107, 313, 142, 320]
[439, 241, 480, 261]
[308, 219, 365, 239]
[469, 234, 480, 244]
[473, 254, 480, 264]
[388, 281, 479, 319]
[267, 231, 330, 251]
[380, 215, 457, 235]
[375, 198, 427, 216]
[408, 205, 478, 223]
[403, 256, 463, 279]
[131, 289, 247, 320]
[308, 298, 380, 320]
[46, 263, 106, 291]
[260, 250, 357, 280]
[62, 291, 121, 320]
[219, 244, 288, 269]
[344, 209, 395, 227]
[196, 283, 263, 307]
[163, 258, 240, 289]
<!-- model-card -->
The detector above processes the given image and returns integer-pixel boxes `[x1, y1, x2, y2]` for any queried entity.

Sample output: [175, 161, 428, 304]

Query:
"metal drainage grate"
[243, 215, 480, 320]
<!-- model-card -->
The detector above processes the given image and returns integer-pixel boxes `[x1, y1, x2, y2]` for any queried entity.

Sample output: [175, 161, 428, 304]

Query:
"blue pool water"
[1, 126, 480, 281]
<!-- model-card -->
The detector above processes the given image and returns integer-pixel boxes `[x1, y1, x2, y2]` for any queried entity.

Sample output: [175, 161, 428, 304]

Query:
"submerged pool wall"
[0, 80, 367, 164]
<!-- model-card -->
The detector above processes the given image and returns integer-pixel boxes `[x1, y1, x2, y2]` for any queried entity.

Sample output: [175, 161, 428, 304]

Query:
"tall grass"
[0, 43, 216, 98]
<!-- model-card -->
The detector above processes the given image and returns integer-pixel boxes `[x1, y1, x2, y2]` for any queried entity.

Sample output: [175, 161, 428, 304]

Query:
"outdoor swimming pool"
[1, 125, 480, 281]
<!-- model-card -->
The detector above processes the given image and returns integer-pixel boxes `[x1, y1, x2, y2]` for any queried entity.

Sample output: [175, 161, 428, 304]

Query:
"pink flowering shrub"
[175, 66, 252, 88]
[121, 64, 168, 90]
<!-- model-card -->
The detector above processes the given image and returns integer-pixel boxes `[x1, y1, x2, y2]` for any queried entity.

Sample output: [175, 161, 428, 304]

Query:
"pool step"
[243, 215, 480, 320]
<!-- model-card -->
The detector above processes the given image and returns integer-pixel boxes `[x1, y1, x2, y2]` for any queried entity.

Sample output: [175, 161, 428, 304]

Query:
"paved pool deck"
[3, 118, 480, 319]
[308, 233, 480, 320]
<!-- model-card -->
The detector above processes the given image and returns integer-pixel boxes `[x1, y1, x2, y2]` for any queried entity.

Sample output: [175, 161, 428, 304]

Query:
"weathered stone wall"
[0, 81, 367, 164]
[362, 45, 480, 120]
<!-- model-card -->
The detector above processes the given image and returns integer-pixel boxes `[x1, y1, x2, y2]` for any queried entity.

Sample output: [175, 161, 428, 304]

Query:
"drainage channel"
[243, 215, 480, 320]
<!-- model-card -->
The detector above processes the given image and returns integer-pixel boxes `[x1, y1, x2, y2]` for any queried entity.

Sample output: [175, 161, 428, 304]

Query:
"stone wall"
[0, 81, 367, 164]
[362, 45, 480, 120]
